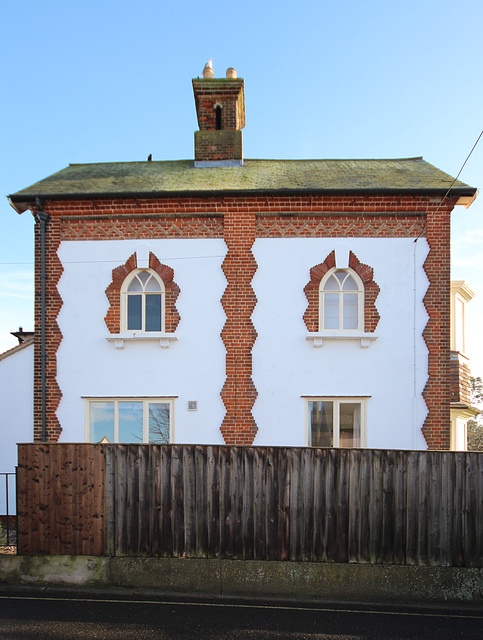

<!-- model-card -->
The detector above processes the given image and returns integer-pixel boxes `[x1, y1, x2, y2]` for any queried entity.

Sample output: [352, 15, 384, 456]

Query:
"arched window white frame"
[121, 269, 165, 333]
[319, 268, 364, 332]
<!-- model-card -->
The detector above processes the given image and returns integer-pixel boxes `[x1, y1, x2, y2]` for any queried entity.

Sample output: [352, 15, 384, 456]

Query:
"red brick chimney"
[193, 61, 245, 167]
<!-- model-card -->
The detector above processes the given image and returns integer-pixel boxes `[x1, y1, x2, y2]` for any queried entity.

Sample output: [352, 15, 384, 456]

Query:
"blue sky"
[1, 0, 482, 373]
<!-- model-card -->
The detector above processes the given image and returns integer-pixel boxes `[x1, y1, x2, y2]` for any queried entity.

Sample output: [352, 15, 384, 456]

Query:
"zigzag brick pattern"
[33, 215, 63, 443]
[220, 209, 258, 445]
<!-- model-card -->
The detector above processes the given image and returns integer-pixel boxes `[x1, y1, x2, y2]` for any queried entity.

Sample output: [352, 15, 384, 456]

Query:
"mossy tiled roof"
[9, 158, 476, 212]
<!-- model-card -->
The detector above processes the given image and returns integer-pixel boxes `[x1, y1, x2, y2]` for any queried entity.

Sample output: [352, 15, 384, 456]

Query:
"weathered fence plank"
[348, 449, 361, 563]
[242, 446, 255, 560]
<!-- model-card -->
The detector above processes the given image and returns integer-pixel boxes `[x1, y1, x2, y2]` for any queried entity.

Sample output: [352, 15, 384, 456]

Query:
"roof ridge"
[67, 157, 425, 168]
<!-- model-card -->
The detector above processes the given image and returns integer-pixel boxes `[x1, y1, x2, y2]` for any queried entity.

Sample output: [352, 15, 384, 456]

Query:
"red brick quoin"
[104, 252, 180, 334]
[303, 250, 380, 333]
[220, 209, 258, 445]
[33, 213, 63, 443]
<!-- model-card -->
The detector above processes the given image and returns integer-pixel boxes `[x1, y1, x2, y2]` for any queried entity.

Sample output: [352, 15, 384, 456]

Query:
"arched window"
[320, 268, 364, 331]
[215, 105, 222, 130]
[122, 269, 165, 333]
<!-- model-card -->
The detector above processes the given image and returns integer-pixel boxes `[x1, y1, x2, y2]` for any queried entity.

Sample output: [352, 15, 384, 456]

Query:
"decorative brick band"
[104, 252, 180, 334]
[256, 216, 426, 238]
[220, 210, 258, 445]
[303, 251, 380, 333]
[60, 216, 223, 241]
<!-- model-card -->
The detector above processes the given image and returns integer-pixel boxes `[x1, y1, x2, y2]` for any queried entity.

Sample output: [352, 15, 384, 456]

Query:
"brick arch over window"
[303, 250, 380, 332]
[104, 252, 180, 333]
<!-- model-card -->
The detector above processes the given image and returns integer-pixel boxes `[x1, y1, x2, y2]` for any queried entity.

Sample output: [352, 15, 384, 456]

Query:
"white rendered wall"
[56, 239, 227, 445]
[251, 238, 429, 450]
[0, 342, 33, 514]
[0, 343, 33, 469]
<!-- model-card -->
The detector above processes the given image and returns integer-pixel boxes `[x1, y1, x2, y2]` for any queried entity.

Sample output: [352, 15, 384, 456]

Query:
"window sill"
[306, 332, 378, 348]
[106, 333, 178, 349]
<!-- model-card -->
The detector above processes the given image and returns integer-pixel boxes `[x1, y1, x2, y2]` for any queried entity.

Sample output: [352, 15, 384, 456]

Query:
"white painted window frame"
[84, 397, 175, 444]
[305, 396, 368, 448]
[319, 267, 364, 333]
[307, 268, 376, 348]
[107, 268, 177, 348]
[121, 268, 166, 334]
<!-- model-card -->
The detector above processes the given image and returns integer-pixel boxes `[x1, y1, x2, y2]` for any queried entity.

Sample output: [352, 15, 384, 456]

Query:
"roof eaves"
[0, 338, 34, 362]
[8, 185, 478, 211]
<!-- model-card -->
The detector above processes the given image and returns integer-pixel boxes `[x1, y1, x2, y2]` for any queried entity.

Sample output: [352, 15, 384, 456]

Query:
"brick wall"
[194, 130, 242, 163]
[33, 214, 63, 443]
[450, 351, 472, 406]
[32, 193, 455, 449]
[422, 202, 453, 449]
[192, 79, 245, 130]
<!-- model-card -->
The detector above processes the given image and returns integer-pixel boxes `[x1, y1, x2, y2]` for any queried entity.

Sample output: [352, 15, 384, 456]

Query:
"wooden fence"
[17, 444, 104, 556]
[17, 443, 483, 566]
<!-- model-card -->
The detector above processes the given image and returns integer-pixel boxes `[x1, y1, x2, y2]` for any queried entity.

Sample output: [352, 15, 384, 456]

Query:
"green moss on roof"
[9, 158, 476, 209]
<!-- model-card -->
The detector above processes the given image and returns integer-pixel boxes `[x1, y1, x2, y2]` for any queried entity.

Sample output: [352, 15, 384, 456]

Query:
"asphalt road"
[0, 591, 482, 639]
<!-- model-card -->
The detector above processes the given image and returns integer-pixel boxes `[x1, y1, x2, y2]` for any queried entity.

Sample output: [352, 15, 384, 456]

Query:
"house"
[450, 281, 479, 449]
[0, 336, 34, 515]
[7, 62, 478, 452]
[0, 334, 34, 472]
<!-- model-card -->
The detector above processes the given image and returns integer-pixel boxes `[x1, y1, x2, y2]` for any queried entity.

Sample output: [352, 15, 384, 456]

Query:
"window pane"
[127, 295, 142, 330]
[145, 294, 162, 331]
[323, 275, 339, 291]
[137, 271, 150, 286]
[309, 401, 333, 447]
[149, 403, 170, 443]
[118, 402, 143, 443]
[343, 293, 359, 329]
[90, 402, 114, 443]
[334, 270, 346, 285]
[145, 275, 161, 292]
[127, 276, 142, 292]
[324, 293, 339, 329]
[339, 403, 361, 447]
[342, 274, 358, 291]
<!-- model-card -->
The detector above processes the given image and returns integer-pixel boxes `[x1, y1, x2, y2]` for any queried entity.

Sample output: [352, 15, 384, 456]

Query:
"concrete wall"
[1, 556, 482, 604]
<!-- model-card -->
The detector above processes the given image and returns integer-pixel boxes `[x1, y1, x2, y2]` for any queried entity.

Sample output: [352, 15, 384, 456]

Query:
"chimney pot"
[202, 59, 214, 79]
[226, 67, 237, 79]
